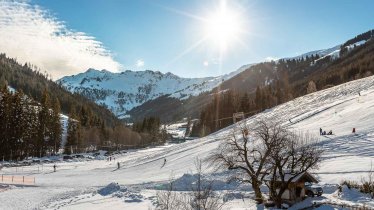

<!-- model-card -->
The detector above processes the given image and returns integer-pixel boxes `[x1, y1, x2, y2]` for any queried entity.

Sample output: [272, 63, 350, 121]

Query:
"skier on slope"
[161, 158, 167, 168]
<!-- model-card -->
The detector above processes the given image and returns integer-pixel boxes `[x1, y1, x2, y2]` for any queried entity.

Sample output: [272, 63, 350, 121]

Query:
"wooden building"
[267, 171, 319, 204]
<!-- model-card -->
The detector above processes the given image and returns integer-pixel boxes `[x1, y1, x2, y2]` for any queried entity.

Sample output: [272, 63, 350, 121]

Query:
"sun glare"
[204, 2, 242, 51]
[163, 0, 248, 69]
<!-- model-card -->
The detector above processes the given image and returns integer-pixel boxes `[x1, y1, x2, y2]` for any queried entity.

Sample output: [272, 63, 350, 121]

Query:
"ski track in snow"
[1, 76, 374, 209]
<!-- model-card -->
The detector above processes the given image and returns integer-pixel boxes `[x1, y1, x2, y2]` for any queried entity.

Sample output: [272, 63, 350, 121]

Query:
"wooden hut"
[267, 171, 319, 204]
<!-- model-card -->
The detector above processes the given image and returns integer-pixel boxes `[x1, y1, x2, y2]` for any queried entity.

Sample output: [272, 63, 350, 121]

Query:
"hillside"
[1, 73, 374, 209]
[130, 30, 374, 123]
[0, 55, 187, 159]
[0, 54, 120, 126]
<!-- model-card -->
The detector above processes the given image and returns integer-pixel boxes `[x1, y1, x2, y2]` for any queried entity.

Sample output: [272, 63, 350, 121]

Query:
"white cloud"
[203, 61, 209, 67]
[136, 59, 144, 68]
[0, 0, 121, 79]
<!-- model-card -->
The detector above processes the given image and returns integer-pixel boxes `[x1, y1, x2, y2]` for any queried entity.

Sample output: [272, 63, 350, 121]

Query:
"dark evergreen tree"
[36, 89, 50, 157]
[50, 98, 62, 154]
[65, 107, 79, 154]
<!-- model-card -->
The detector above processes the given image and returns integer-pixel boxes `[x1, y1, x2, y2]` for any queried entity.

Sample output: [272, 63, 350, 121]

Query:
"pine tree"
[10, 90, 24, 159]
[282, 70, 292, 102]
[275, 80, 283, 105]
[255, 86, 262, 110]
[36, 89, 50, 157]
[0, 85, 11, 159]
[50, 98, 62, 154]
[23, 98, 38, 159]
[240, 93, 250, 113]
[65, 107, 78, 154]
[100, 121, 108, 146]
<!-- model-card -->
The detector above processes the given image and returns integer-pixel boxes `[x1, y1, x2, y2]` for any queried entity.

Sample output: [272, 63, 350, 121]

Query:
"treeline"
[63, 116, 159, 154]
[0, 83, 164, 158]
[0, 86, 61, 160]
[0, 53, 169, 159]
[310, 39, 374, 91]
[132, 116, 168, 143]
[191, 75, 293, 136]
[215, 54, 320, 97]
[133, 116, 161, 134]
[340, 29, 374, 56]
[0, 53, 118, 127]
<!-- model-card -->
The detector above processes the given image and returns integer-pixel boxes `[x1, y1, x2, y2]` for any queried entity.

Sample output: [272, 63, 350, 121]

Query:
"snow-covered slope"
[288, 45, 341, 61]
[58, 67, 250, 119]
[59, 114, 69, 150]
[2, 75, 374, 209]
[288, 39, 368, 63]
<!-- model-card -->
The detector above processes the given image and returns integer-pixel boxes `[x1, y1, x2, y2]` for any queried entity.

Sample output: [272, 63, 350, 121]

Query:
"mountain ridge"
[57, 64, 252, 118]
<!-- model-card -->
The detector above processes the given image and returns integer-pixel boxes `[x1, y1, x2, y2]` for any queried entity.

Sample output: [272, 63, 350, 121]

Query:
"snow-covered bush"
[98, 182, 121, 196]
[341, 180, 360, 190]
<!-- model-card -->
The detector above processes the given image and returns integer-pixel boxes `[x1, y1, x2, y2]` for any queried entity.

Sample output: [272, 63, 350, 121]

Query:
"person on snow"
[53, 164, 57, 172]
[328, 130, 333, 135]
[320, 128, 322, 135]
[161, 158, 167, 168]
[117, 162, 120, 169]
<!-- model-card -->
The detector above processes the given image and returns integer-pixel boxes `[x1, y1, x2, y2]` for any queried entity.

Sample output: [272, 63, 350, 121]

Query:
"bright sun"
[204, 2, 242, 51]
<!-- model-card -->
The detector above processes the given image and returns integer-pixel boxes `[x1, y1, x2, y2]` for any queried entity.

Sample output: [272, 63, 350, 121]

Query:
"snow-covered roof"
[266, 171, 318, 183]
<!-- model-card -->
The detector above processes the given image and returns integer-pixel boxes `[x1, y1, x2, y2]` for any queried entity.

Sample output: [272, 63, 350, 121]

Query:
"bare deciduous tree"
[306, 81, 317, 94]
[210, 120, 323, 207]
[209, 121, 284, 202]
[188, 159, 224, 210]
[156, 176, 182, 210]
[360, 162, 374, 198]
[267, 132, 323, 208]
[156, 159, 224, 210]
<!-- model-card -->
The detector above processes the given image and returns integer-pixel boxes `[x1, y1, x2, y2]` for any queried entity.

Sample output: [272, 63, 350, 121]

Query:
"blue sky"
[3, 0, 374, 78]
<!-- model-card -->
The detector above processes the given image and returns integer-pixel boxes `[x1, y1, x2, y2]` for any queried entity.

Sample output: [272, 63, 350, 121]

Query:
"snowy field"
[1, 76, 374, 209]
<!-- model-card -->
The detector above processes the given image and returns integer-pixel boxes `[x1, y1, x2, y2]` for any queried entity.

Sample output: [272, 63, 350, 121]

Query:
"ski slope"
[1, 76, 374, 209]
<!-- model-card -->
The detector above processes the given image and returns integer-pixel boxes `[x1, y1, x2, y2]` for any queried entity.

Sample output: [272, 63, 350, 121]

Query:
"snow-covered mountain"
[57, 66, 251, 119]
[57, 37, 369, 120]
